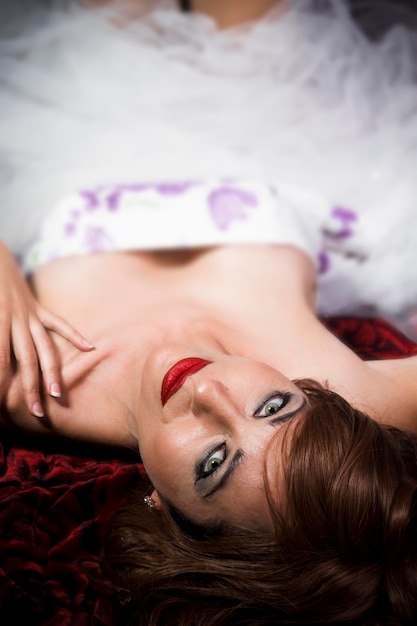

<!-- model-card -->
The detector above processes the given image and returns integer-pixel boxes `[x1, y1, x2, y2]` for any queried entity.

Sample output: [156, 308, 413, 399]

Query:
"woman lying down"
[1, 0, 417, 624]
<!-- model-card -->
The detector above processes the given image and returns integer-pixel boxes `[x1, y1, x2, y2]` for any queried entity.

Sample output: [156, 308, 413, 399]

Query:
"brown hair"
[103, 380, 417, 625]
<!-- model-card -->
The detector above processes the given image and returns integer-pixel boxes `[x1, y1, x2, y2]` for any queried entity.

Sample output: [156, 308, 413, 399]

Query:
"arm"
[0, 242, 94, 419]
[366, 356, 417, 434]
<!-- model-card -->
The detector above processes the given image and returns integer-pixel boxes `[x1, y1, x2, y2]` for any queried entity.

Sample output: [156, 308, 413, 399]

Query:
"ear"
[150, 489, 162, 509]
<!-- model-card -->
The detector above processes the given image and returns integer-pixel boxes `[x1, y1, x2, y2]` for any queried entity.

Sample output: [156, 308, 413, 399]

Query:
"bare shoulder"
[367, 356, 417, 433]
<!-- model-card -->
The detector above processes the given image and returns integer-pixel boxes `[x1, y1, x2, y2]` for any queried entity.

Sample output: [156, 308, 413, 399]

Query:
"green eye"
[256, 393, 290, 418]
[201, 445, 227, 477]
[264, 400, 283, 415]
[206, 456, 223, 472]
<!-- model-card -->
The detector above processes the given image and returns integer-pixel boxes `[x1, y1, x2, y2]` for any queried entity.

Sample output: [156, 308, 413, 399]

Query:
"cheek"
[140, 427, 198, 495]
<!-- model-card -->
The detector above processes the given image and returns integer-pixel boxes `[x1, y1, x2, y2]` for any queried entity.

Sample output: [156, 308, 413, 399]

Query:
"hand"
[0, 242, 94, 418]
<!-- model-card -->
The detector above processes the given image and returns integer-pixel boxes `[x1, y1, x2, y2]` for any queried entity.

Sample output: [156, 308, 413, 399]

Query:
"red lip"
[161, 357, 212, 406]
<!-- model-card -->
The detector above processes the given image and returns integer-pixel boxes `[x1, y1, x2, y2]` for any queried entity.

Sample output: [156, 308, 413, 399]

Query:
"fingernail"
[50, 383, 61, 398]
[82, 339, 95, 349]
[32, 402, 44, 418]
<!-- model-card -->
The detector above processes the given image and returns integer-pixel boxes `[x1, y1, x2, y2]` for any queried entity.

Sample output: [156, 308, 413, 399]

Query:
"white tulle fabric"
[0, 0, 416, 327]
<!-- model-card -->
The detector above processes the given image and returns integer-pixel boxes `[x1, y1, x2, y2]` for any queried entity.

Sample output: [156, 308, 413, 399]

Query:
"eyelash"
[254, 392, 291, 417]
[196, 443, 227, 482]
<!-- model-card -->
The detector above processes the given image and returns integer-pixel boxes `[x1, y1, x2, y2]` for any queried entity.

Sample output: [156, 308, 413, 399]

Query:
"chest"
[31, 245, 315, 333]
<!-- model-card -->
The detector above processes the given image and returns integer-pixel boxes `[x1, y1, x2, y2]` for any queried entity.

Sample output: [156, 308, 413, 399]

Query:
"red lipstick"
[161, 357, 212, 406]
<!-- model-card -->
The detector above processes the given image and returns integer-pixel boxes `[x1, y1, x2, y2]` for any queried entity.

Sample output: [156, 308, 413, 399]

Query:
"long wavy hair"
[103, 379, 417, 625]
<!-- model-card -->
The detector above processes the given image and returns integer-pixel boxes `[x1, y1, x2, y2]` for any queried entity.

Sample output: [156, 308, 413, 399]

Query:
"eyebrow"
[201, 395, 307, 500]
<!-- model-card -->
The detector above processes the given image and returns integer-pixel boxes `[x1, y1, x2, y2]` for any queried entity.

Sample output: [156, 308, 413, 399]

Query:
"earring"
[143, 495, 155, 509]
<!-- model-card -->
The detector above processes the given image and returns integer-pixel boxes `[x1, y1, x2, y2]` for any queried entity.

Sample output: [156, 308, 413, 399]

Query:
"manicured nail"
[32, 402, 44, 418]
[50, 383, 61, 398]
[82, 339, 95, 349]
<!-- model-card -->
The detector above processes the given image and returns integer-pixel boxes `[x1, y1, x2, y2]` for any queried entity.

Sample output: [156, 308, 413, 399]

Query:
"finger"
[36, 306, 95, 351]
[0, 305, 11, 399]
[11, 317, 44, 418]
[29, 316, 64, 400]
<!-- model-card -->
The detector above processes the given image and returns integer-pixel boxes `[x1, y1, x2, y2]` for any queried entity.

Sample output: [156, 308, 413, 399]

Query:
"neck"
[366, 357, 417, 433]
[190, 0, 285, 28]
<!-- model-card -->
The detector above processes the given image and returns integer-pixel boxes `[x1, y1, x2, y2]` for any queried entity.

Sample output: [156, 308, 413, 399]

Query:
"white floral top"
[22, 179, 327, 273]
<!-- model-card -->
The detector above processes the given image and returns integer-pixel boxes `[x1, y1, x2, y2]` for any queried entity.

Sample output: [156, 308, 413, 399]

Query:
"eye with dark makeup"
[196, 443, 227, 482]
[255, 392, 292, 417]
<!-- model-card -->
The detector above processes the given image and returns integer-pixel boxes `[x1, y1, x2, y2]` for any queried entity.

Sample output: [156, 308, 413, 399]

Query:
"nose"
[190, 378, 239, 423]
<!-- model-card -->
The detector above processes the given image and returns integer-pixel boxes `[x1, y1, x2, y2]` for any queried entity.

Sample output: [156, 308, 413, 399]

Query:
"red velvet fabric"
[1, 317, 416, 625]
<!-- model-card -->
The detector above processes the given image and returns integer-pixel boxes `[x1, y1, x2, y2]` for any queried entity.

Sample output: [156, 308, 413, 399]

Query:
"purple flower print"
[64, 209, 82, 237]
[155, 182, 195, 195]
[319, 206, 361, 274]
[105, 182, 196, 211]
[318, 251, 330, 274]
[64, 222, 77, 236]
[77, 182, 197, 214]
[207, 187, 258, 231]
[105, 184, 150, 211]
[79, 190, 100, 212]
[324, 206, 358, 240]
[84, 226, 113, 253]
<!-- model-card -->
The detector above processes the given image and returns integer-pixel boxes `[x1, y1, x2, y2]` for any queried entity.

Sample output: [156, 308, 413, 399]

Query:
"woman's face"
[136, 344, 307, 530]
